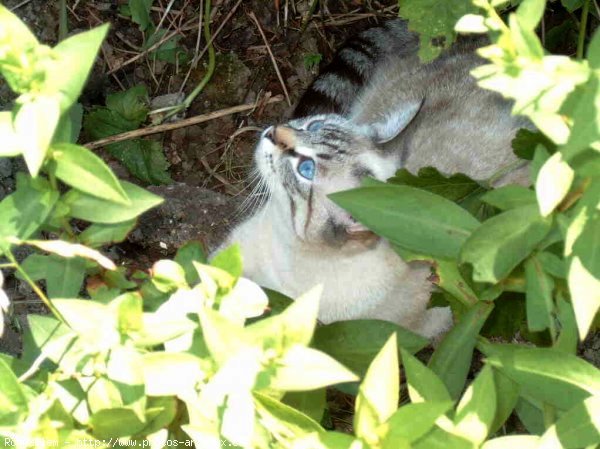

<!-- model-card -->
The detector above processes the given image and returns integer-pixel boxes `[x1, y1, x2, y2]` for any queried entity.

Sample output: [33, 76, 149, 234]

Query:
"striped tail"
[293, 18, 418, 118]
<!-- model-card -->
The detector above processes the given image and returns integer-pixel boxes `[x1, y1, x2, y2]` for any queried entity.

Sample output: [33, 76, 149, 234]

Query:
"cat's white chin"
[255, 135, 277, 179]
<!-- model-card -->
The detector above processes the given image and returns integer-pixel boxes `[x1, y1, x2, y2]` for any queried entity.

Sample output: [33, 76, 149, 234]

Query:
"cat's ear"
[367, 98, 423, 144]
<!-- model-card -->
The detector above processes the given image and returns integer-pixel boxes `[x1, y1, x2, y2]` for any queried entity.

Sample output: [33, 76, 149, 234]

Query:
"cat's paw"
[415, 306, 453, 343]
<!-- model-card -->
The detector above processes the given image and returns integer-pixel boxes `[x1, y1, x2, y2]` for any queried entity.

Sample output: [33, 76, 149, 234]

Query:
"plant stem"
[0, 263, 16, 269]
[484, 159, 527, 188]
[163, 0, 215, 122]
[5, 249, 65, 323]
[543, 402, 556, 429]
[577, 0, 591, 59]
[58, 0, 68, 41]
[301, 0, 320, 33]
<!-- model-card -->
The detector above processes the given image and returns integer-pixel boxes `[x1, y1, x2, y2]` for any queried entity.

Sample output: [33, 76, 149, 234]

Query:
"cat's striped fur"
[294, 19, 418, 118]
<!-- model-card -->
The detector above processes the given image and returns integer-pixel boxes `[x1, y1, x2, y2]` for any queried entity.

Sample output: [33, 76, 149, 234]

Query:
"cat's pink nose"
[265, 125, 296, 152]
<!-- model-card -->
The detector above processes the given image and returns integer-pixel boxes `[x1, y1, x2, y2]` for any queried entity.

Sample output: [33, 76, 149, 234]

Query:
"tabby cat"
[216, 19, 528, 339]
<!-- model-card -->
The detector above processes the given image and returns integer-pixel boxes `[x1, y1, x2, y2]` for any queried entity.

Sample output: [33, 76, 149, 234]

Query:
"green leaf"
[460, 205, 552, 283]
[138, 396, 177, 436]
[246, 285, 322, 351]
[0, 175, 58, 249]
[394, 247, 478, 307]
[145, 29, 188, 64]
[537, 251, 567, 278]
[573, 212, 600, 279]
[398, 0, 478, 61]
[413, 427, 476, 449]
[64, 180, 163, 224]
[355, 335, 399, 441]
[0, 358, 27, 426]
[511, 128, 556, 160]
[107, 139, 172, 185]
[79, 220, 137, 247]
[83, 85, 171, 185]
[515, 0, 545, 30]
[105, 84, 149, 123]
[84, 108, 139, 138]
[26, 314, 76, 365]
[516, 396, 545, 435]
[151, 260, 187, 292]
[15, 95, 61, 176]
[524, 255, 556, 336]
[282, 389, 326, 423]
[52, 143, 130, 204]
[132, 313, 196, 347]
[536, 152, 574, 216]
[478, 342, 600, 411]
[562, 75, 600, 159]
[89, 408, 145, 439]
[18, 253, 49, 281]
[110, 292, 143, 334]
[556, 297, 579, 354]
[588, 28, 600, 69]
[330, 185, 480, 259]
[429, 301, 494, 399]
[129, 0, 154, 31]
[52, 103, 83, 144]
[0, 5, 38, 52]
[401, 349, 452, 404]
[254, 392, 323, 436]
[87, 377, 124, 413]
[45, 255, 86, 298]
[561, 0, 585, 12]
[482, 436, 541, 449]
[44, 25, 109, 112]
[210, 243, 243, 279]
[219, 277, 268, 325]
[379, 401, 453, 446]
[453, 366, 496, 445]
[53, 299, 119, 349]
[53, 378, 91, 425]
[106, 346, 146, 419]
[270, 345, 358, 391]
[388, 167, 483, 202]
[481, 185, 536, 211]
[142, 352, 206, 397]
[174, 241, 207, 285]
[539, 395, 600, 449]
[510, 9, 544, 60]
[568, 256, 600, 340]
[490, 369, 520, 434]
[312, 319, 427, 380]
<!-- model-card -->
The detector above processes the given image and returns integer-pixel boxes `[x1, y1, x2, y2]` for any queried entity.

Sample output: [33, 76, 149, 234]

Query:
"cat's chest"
[252, 240, 408, 308]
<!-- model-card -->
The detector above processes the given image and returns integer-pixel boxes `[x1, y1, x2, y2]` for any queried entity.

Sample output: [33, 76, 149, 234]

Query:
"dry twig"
[248, 12, 292, 107]
[179, 0, 243, 93]
[85, 95, 284, 150]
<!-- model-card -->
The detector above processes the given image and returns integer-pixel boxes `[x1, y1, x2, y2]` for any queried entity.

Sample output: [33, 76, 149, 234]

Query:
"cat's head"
[254, 106, 421, 249]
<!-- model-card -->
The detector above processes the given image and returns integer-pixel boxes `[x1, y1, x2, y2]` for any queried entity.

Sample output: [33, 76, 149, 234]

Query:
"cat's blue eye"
[297, 158, 316, 180]
[307, 120, 324, 132]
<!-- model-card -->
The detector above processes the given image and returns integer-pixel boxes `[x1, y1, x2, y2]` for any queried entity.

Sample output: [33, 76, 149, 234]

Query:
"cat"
[215, 19, 529, 339]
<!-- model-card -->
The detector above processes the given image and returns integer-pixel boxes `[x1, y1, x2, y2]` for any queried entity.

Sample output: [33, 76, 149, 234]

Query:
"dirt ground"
[0, 0, 599, 433]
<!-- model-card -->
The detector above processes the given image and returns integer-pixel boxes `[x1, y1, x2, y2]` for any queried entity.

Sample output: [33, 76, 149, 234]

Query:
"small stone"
[0, 158, 13, 178]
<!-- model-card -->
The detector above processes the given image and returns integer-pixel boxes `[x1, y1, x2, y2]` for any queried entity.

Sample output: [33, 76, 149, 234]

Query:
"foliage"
[0, 1, 599, 449]
[398, 0, 479, 61]
[119, 0, 189, 64]
[84, 85, 172, 185]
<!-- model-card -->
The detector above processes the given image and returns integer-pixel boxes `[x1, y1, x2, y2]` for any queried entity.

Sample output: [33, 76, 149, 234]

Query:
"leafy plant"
[84, 85, 172, 185]
[119, 0, 189, 65]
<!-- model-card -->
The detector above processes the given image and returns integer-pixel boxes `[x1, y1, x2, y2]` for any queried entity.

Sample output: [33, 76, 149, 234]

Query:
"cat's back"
[294, 18, 418, 118]
[351, 39, 530, 183]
